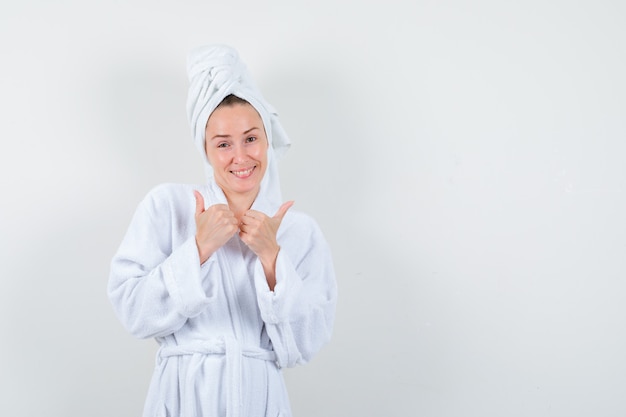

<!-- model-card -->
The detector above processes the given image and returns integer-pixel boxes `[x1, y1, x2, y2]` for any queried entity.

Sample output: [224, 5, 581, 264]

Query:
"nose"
[233, 144, 247, 163]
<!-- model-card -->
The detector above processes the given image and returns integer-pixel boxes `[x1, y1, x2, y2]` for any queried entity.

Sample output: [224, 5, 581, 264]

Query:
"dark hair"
[205, 95, 255, 132]
[217, 94, 249, 108]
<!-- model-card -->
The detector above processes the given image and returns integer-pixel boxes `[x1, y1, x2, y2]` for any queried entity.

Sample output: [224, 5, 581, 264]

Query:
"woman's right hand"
[194, 190, 238, 263]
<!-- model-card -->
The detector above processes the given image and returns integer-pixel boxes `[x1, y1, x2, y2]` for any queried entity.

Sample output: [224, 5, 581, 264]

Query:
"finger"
[209, 203, 229, 211]
[207, 204, 234, 220]
[242, 212, 263, 227]
[194, 190, 205, 217]
[243, 209, 260, 220]
[239, 217, 254, 232]
[273, 201, 294, 221]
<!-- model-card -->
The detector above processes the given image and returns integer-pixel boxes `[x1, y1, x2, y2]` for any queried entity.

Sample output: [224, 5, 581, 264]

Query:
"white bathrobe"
[108, 177, 337, 417]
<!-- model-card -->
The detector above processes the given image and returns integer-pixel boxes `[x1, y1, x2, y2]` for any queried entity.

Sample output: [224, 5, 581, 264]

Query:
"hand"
[194, 190, 239, 263]
[239, 201, 294, 260]
[239, 201, 294, 290]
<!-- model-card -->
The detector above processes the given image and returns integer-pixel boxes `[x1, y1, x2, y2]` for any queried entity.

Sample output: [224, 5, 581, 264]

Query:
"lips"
[230, 166, 255, 178]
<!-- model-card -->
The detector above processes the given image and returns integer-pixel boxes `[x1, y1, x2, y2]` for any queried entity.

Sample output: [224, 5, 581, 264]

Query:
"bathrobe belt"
[158, 338, 278, 417]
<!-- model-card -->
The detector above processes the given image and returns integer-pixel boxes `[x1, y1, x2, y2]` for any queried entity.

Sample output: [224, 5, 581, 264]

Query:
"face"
[204, 103, 269, 201]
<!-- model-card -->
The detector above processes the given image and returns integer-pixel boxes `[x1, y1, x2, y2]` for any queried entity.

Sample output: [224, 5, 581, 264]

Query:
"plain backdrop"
[1, 1, 625, 416]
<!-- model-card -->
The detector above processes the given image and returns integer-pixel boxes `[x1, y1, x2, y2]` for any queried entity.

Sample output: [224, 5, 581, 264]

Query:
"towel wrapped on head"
[186, 45, 291, 177]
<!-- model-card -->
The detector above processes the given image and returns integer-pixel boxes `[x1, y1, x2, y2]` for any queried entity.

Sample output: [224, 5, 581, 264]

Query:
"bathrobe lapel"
[205, 181, 269, 346]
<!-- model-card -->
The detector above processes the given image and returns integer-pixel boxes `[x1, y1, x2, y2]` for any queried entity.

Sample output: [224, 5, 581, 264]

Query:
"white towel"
[186, 45, 290, 210]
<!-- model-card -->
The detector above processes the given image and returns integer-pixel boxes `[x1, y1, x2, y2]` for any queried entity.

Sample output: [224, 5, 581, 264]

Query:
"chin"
[230, 182, 260, 195]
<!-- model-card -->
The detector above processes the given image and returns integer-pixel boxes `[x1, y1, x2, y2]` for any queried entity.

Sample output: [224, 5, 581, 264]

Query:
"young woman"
[108, 45, 337, 417]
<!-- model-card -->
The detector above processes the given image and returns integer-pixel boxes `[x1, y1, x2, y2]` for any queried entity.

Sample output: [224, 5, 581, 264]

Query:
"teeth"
[232, 168, 253, 177]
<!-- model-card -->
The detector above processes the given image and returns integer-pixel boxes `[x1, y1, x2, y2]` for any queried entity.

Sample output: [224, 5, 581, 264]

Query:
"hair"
[206, 94, 265, 138]
[217, 94, 250, 108]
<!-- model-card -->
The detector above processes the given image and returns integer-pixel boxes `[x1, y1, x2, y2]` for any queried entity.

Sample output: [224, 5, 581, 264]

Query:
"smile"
[231, 167, 255, 178]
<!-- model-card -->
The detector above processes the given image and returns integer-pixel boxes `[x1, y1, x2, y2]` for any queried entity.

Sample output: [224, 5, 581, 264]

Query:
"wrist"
[258, 244, 280, 266]
[259, 245, 280, 291]
[196, 236, 214, 264]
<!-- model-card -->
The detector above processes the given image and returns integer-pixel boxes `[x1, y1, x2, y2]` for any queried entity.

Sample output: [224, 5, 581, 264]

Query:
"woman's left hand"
[240, 201, 294, 289]
[240, 201, 294, 261]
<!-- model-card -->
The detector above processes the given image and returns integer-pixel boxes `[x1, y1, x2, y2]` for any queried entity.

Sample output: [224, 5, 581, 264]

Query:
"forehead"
[206, 102, 264, 131]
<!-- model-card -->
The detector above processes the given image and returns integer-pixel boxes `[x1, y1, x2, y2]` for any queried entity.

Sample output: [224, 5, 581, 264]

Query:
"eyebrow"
[210, 126, 261, 141]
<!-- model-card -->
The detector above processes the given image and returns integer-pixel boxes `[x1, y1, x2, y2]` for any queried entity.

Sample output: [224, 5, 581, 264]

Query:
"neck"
[223, 189, 259, 220]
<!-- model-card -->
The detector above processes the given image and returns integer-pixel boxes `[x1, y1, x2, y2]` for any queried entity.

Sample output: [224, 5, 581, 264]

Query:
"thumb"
[193, 190, 205, 217]
[273, 201, 294, 222]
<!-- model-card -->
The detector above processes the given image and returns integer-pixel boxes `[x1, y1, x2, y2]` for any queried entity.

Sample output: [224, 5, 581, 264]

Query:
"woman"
[108, 45, 337, 417]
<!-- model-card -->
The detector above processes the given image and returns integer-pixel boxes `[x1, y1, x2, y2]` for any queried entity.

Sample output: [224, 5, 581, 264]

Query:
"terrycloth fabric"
[109, 44, 336, 417]
[186, 44, 290, 210]
[109, 183, 337, 417]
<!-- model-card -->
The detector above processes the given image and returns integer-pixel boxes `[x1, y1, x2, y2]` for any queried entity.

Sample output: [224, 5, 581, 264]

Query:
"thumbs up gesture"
[194, 190, 239, 263]
[239, 201, 294, 265]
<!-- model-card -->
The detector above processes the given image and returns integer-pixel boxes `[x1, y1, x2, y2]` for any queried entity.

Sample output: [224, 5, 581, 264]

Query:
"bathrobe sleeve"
[253, 212, 337, 368]
[108, 184, 217, 339]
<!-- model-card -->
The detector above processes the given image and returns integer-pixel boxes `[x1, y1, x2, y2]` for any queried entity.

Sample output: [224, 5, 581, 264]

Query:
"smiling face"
[204, 102, 269, 204]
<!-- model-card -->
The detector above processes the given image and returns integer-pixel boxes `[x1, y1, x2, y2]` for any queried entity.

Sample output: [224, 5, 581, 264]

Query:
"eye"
[217, 142, 229, 148]
[245, 136, 257, 143]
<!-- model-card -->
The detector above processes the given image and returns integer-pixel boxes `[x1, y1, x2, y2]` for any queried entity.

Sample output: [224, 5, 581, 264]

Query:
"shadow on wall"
[259, 64, 430, 416]
[2, 59, 206, 417]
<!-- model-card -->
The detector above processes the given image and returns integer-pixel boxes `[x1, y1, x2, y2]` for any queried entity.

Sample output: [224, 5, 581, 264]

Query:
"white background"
[1, 1, 625, 416]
